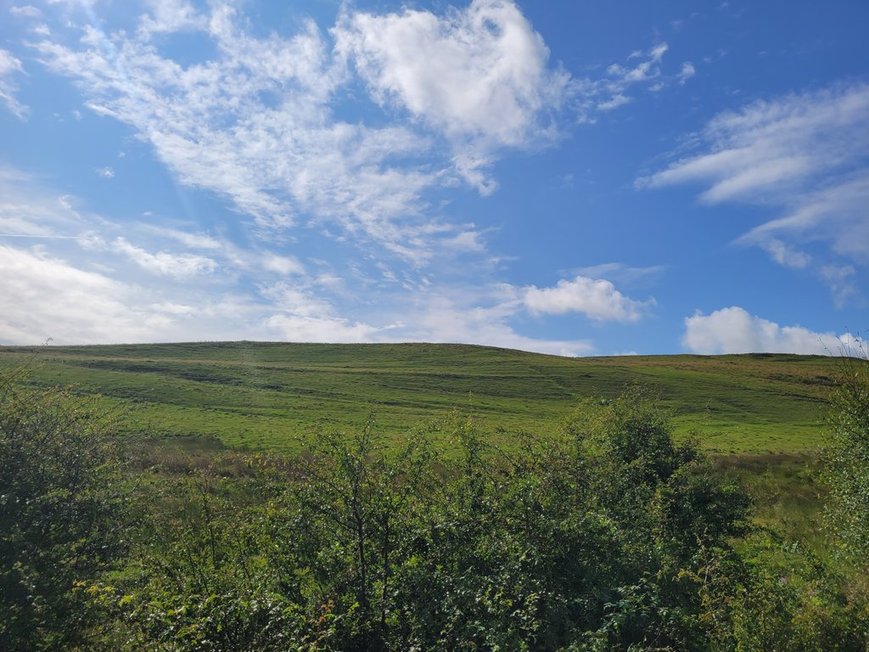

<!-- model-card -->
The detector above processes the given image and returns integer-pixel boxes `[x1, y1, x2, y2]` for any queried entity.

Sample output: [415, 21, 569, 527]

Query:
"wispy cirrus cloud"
[31, 3, 454, 262]
[0, 48, 28, 118]
[0, 166, 616, 354]
[0, 168, 369, 344]
[111, 237, 218, 278]
[9, 6, 43, 19]
[638, 82, 869, 301]
[0, 233, 389, 346]
[29, 0, 686, 264]
[574, 262, 666, 288]
[4, 1, 688, 354]
[683, 306, 859, 355]
[573, 42, 689, 122]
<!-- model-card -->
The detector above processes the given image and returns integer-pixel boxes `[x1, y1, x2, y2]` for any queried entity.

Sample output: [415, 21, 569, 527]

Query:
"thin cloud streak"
[0, 48, 28, 118]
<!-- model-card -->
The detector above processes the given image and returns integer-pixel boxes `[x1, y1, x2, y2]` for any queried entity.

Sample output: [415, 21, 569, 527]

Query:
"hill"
[0, 341, 850, 453]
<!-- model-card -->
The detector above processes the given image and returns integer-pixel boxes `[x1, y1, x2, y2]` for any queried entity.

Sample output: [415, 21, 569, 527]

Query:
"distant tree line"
[1, 374, 867, 650]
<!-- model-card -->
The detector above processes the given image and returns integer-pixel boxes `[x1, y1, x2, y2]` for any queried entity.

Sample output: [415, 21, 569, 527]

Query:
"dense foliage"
[823, 356, 869, 564]
[1, 377, 867, 650]
[0, 381, 126, 649]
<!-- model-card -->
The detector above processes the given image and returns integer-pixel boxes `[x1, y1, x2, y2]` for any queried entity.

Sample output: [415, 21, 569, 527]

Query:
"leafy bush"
[0, 382, 126, 650]
[7, 378, 865, 649]
[823, 355, 869, 565]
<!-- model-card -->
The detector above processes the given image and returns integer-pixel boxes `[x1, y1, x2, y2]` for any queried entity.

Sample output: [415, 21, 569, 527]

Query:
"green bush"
[0, 383, 126, 650]
[9, 379, 864, 649]
[823, 355, 869, 565]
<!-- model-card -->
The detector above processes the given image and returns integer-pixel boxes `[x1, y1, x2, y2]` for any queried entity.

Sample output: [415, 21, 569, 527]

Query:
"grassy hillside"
[0, 341, 849, 453]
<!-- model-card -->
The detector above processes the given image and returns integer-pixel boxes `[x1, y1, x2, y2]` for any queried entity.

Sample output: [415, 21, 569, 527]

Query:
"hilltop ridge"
[0, 341, 854, 453]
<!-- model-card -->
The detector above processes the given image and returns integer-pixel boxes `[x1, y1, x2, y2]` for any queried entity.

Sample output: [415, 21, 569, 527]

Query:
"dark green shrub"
[823, 355, 869, 565]
[0, 384, 125, 650]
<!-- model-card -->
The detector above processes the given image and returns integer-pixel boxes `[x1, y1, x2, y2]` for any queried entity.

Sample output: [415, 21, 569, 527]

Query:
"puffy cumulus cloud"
[523, 275, 652, 322]
[335, 6, 680, 194]
[639, 83, 869, 292]
[334, 0, 569, 170]
[682, 306, 857, 355]
[0, 49, 28, 118]
[383, 275, 647, 356]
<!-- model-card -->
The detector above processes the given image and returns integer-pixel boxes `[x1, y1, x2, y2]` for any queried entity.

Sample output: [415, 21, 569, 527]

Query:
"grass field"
[0, 341, 850, 454]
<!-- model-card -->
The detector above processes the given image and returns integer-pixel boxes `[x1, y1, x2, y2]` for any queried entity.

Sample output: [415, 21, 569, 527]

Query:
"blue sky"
[0, 0, 867, 355]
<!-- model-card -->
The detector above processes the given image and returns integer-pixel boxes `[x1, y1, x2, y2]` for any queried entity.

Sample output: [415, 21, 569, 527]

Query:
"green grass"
[0, 341, 854, 455]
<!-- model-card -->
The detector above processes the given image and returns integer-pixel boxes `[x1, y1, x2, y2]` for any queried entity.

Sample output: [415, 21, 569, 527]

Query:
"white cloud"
[264, 314, 381, 343]
[574, 42, 682, 122]
[398, 289, 593, 356]
[677, 61, 695, 84]
[150, 301, 194, 316]
[30, 1, 690, 265]
[10, 5, 43, 18]
[682, 306, 856, 355]
[743, 170, 869, 262]
[0, 245, 163, 344]
[523, 275, 652, 322]
[0, 241, 383, 345]
[441, 229, 487, 254]
[1, 166, 596, 353]
[138, 0, 205, 34]
[334, 0, 570, 184]
[0, 167, 86, 237]
[606, 42, 668, 84]
[33, 6, 451, 261]
[258, 280, 385, 342]
[112, 237, 217, 277]
[0, 49, 28, 119]
[818, 264, 856, 308]
[97, 166, 115, 178]
[262, 253, 305, 276]
[760, 239, 811, 269]
[639, 83, 869, 279]
[142, 225, 223, 251]
[574, 262, 665, 287]
[597, 93, 631, 111]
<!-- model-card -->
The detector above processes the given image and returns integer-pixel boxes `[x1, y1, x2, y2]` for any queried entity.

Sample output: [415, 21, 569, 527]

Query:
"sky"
[0, 0, 867, 356]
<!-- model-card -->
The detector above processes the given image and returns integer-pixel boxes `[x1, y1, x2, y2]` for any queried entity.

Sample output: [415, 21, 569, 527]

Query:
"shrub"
[0, 383, 126, 650]
[823, 354, 869, 565]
